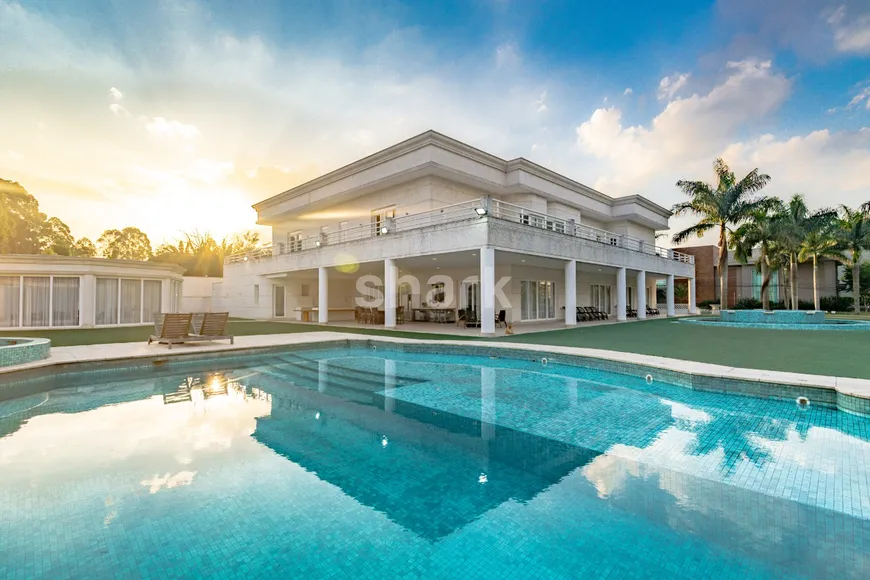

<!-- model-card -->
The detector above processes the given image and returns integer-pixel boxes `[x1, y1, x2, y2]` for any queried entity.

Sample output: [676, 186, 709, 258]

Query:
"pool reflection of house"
[250, 365, 602, 541]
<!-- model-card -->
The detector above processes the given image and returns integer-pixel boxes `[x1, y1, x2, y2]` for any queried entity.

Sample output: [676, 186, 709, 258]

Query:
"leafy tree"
[774, 195, 836, 309]
[836, 205, 870, 313]
[40, 216, 75, 255]
[672, 158, 772, 308]
[843, 263, 870, 309]
[798, 226, 842, 310]
[731, 199, 785, 310]
[72, 237, 97, 257]
[0, 179, 46, 254]
[98, 227, 153, 260]
[152, 230, 261, 276]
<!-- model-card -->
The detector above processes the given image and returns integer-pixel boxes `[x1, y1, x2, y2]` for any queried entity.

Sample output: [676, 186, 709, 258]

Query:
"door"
[371, 206, 396, 236]
[461, 282, 480, 315]
[273, 286, 285, 318]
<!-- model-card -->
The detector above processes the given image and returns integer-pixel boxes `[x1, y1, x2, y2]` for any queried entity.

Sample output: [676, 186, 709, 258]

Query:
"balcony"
[226, 197, 694, 266]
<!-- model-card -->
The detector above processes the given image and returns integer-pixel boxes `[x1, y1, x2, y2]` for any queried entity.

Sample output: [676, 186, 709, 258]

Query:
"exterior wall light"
[315, 240, 322, 247]
[380, 226, 389, 235]
[474, 207, 488, 216]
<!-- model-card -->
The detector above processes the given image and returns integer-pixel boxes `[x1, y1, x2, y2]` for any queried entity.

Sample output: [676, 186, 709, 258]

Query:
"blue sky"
[1, 0, 869, 243]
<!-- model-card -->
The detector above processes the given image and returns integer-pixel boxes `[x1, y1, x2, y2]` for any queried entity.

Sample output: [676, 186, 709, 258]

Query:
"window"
[143, 280, 162, 323]
[52, 277, 80, 327]
[170, 280, 182, 312]
[254, 284, 260, 306]
[22, 277, 50, 327]
[520, 281, 556, 320]
[287, 231, 303, 252]
[96, 278, 119, 325]
[752, 270, 779, 302]
[590, 285, 612, 314]
[371, 206, 396, 236]
[0, 276, 20, 328]
[120, 279, 142, 324]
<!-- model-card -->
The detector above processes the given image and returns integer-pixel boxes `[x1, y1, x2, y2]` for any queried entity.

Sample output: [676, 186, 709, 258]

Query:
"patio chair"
[148, 313, 193, 349]
[355, 306, 369, 324]
[191, 312, 234, 344]
[463, 308, 481, 328]
[495, 310, 506, 328]
[576, 307, 590, 322]
[396, 306, 405, 324]
[591, 307, 609, 320]
[646, 305, 660, 316]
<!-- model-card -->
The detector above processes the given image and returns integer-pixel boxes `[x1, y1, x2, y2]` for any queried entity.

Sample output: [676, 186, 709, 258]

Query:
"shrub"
[698, 300, 718, 308]
[819, 295, 854, 312]
[768, 300, 786, 310]
[798, 300, 816, 310]
[734, 297, 762, 310]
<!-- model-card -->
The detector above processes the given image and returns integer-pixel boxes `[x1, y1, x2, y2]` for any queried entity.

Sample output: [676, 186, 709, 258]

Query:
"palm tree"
[672, 158, 772, 308]
[837, 205, 870, 313]
[731, 199, 785, 310]
[774, 195, 837, 309]
[798, 227, 842, 310]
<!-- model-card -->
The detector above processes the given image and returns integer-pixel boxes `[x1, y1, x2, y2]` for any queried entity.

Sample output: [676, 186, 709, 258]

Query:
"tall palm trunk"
[812, 256, 820, 310]
[760, 259, 771, 311]
[718, 225, 728, 308]
[789, 253, 798, 310]
[854, 263, 862, 314]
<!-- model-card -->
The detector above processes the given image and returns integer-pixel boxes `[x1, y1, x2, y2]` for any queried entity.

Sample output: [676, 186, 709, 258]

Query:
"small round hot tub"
[0, 337, 51, 367]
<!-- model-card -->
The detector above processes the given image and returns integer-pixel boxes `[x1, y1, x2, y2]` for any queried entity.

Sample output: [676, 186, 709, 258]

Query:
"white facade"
[0, 255, 185, 330]
[214, 131, 696, 334]
[181, 276, 222, 313]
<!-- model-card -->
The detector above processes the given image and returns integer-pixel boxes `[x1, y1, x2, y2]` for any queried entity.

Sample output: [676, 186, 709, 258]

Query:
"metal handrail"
[225, 196, 694, 265]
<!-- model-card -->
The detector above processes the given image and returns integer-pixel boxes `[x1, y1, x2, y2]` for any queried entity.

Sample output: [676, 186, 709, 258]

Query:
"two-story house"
[214, 131, 697, 335]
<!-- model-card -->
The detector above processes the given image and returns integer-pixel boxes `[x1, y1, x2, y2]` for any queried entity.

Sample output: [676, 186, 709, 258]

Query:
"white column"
[564, 260, 577, 326]
[384, 258, 397, 328]
[384, 359, 396, 413]
[666, 274, 676, 316]
[81, 274, 96, 327]
[636, 270, 647, 319]
[480, 248, 495, 336]
[616, 267, 627, 321]
[318, 266, 328, 323]
[481, 367, 496, 441]
[688, 278, 697, 314]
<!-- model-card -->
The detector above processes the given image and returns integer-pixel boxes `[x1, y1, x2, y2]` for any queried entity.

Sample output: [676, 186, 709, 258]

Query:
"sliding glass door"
[52, 277, 80, 326]
[520, 281, 556, 320]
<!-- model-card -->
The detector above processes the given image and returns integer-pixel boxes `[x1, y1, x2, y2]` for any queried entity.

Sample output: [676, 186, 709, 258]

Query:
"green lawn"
[3, 317, 869, 379]
[499, 318, 870, 379]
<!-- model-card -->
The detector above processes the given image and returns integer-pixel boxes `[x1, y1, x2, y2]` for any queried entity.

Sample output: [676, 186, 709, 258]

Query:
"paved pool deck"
[2, 332, 869, 412]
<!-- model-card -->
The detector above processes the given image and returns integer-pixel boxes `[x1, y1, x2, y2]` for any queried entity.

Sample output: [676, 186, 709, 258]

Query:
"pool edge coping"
[0, 331, 868, 413]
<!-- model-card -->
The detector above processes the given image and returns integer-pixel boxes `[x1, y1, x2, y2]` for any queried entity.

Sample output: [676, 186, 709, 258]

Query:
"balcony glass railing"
[226, 197, 694, 265]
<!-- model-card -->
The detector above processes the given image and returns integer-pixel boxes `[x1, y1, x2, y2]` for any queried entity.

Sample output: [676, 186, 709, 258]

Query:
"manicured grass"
[498, 317, 870, 379]
[0, 320, 474, 347]
[4, 317, 869, 379]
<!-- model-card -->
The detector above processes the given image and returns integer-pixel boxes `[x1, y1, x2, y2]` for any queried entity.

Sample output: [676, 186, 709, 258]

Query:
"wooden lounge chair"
[495, 310, 507, 328]
[149, 313, 193, 349]
[191, 312, 234, 344]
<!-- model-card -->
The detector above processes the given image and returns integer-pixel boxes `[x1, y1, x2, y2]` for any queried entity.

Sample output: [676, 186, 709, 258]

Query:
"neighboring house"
[674, 245, 841, 307]
[214, 131, 696, 335]
[0, 255, 184, 330]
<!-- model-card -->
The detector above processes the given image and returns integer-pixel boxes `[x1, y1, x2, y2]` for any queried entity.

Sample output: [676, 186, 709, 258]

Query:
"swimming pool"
[1, 344, 868, 578]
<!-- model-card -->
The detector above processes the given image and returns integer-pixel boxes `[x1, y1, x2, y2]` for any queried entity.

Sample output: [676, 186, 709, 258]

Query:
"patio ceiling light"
[474, 207, 488, 216]
[315, 240, 322, 247]
[380, 226, 389, 235]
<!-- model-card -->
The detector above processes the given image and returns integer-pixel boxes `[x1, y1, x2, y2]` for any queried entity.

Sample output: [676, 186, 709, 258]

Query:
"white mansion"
[214, 131, 697, 335]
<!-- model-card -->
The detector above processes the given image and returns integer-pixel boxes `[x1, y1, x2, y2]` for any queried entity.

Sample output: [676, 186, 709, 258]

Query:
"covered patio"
[264, 248, 692, 337]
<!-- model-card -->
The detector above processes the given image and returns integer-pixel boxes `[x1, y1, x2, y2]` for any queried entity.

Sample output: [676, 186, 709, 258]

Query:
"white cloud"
[623, 88, 633, 95]
[109, 86, 123, 100]
[145, 116, 201, 139]
[828, 6, 870, 54]
[657, 72, 691, 101]
[108, 103, 130, 116]
[848, 85, 870, 110]
[7, 149, 23, 161]
[577, 59, 790, 193]
[534, 91, 548, 112]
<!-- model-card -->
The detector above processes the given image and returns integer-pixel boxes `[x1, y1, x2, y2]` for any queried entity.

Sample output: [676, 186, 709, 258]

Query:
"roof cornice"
[611, 194, 673, 218]
[504, 158, 614, 206]
[0, 254, 187, 275]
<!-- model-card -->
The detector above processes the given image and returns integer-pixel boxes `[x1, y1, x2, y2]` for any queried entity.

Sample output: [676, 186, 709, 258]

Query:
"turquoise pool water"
[1, 346, 869, 578]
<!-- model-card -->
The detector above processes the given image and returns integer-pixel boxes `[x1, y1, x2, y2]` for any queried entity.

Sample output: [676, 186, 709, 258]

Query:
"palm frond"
[671, 222, 717, 245]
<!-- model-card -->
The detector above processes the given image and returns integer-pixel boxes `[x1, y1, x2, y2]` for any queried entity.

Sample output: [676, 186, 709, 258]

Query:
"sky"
[1, 0, 869, 247]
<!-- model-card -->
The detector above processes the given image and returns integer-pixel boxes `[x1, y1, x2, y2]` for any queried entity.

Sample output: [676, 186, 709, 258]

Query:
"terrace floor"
[3, 316, 870, 379]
